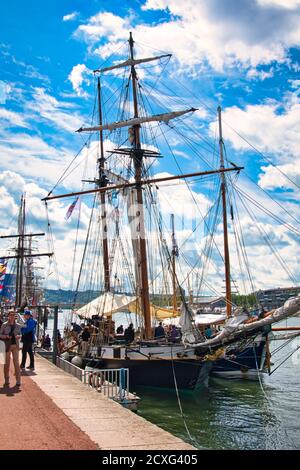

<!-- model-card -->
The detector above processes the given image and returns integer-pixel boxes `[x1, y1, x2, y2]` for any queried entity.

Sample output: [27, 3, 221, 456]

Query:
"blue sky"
[1, 0, 300, 292]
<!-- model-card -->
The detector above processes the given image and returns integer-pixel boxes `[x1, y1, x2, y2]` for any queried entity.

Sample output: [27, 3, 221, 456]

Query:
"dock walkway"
[0, 355, 195, 450]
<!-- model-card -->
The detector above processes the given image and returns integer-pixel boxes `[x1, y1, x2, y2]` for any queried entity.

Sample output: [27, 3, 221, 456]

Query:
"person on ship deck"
[154, 322, 165, 339]
[124, 323, 135, 344]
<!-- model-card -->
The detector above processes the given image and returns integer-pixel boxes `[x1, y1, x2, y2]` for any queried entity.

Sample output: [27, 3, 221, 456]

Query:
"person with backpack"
[0, 310, 24, 387]
[20, 309, 37, 371]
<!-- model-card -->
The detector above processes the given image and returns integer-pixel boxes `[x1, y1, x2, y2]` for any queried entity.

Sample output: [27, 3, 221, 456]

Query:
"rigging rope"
[44, 202, 61, 291]
[161, 71, 300, 196]
[170, 345, 201, 448]
[253, 344, 296, 448]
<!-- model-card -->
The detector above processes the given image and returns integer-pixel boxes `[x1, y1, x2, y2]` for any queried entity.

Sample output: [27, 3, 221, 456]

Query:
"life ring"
[89, 371, 105, 389]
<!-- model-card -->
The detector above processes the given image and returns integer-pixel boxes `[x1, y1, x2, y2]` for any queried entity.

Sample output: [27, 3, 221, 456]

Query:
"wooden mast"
[171, 214, 177, 312]
[15, 196, 22, 307]
[129, 32, 152, 339]
[97, 76, 110, 292]
[218, 106, 232, 318]
[16, 196, 25, 307]
[25, 235, 33, 303]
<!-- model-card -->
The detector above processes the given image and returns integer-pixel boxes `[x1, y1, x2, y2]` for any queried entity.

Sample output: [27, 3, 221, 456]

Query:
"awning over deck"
[76, 291, 180, 321]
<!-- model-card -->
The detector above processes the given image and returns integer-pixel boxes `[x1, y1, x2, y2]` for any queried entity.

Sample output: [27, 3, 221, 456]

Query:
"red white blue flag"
[65, 197, 79, 220]
[0, 258, 7, 294]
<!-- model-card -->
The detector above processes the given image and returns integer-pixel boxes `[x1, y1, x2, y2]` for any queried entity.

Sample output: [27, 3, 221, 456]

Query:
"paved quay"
[0, 362, 97, 450]
[1, 355, 195, 450]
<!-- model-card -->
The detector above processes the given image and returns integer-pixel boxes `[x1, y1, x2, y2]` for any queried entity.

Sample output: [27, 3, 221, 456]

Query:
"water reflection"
[136, 377, 287, 449]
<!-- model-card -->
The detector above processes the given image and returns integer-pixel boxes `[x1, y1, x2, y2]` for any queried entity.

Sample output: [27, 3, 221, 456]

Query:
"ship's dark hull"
[212, 340, 266, 379]
[84, 356, 213, 390]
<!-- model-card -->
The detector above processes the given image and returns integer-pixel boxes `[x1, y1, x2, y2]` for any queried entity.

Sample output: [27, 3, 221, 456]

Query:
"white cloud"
[257, 0, 300, 8]
[246, 67, 274, 80]
[74, 1, 300, 73]
[289, 79, 300, 88]
[27, 87, 84, 132]
[63, 11, 79, 22]
[0, 133, 74, 185]
[1, 50, 50, 84]
[258, 163, 296, 189]
[68, 64, 91, 97]
[75, 12, 130, 43]
[154, 171, 211, 219]
[0, 80, 12, 104]
[0, 107, 28, 128]
[213, 101, 300, 156]
[209, 89, 300, 190]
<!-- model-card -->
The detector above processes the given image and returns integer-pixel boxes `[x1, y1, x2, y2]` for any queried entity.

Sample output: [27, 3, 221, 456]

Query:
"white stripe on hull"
[212, 370, 265, 381]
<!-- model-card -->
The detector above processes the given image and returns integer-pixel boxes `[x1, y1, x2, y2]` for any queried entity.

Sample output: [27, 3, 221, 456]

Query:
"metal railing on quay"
[83, 367, 129, 399]
[56, 356, 84, 380]
[55, 357, 130, 400]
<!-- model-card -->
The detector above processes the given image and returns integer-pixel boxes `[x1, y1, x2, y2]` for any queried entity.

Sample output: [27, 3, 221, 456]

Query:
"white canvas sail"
[76, 291, 137, 318]
[94, 54, 171, 73]
[179, 301, 198, 344]
[77, 108, 197, 133]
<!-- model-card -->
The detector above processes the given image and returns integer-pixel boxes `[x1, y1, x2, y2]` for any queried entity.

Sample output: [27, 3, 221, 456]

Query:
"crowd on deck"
[63, 317, 226, 358]
[66, 303, 270, 357]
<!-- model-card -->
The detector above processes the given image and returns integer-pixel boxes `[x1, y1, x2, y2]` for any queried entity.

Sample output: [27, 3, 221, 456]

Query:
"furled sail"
[179, 301, 199, 344]
[94, 54, 172, 73]
[190, 294, 300, 349]
[77, 108, 197, 133]
[76, 291, 137, 318]
[76, 290, 180, 321]
[103, 168, 128, 185]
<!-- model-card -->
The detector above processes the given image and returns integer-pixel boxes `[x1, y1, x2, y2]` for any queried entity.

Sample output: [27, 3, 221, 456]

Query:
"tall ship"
[43, 33, 300, 389]
[0, 195, 51, 314]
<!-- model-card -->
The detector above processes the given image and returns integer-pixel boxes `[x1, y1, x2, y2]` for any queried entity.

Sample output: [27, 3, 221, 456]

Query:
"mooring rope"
[170, 345, 202, 449]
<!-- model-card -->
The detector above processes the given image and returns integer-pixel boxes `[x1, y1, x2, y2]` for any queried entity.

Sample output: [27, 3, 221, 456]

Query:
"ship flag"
[0, 258, 7, 294]
[65, 197, 79, 220]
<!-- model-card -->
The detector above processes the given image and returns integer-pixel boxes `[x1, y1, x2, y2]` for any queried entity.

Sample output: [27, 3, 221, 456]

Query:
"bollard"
[52, 305, 58, 364]
[119, 368, 126, 400]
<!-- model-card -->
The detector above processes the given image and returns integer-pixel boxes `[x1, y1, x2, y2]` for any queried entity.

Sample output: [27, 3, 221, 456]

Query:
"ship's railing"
[56, 356, 84, 380]
[83, 367, 130, 399]
[55, 356, 130, 399]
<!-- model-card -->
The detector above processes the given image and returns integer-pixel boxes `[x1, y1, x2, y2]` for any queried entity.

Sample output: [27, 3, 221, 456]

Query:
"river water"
[47, 313, 300, 450]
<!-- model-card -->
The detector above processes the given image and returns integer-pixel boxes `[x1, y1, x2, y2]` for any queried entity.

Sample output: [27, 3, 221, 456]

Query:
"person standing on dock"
[20, 309, 37, 371]
[0, 310, 24, 387]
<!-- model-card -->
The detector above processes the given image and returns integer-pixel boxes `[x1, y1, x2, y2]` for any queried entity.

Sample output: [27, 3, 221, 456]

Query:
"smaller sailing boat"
[43, 33, 300, 389]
